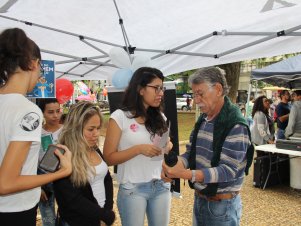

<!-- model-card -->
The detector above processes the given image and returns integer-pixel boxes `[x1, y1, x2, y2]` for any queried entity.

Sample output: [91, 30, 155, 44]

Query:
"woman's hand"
[139, 144, 162, 157]
[55, 144, 72, 177]
[162, 137, 173, 154]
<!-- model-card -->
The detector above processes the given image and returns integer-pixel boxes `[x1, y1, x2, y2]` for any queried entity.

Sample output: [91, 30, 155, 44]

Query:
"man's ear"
[215, 83, 223, 96]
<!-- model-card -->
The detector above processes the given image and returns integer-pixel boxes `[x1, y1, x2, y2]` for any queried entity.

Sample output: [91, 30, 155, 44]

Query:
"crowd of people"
[247, 89, 301, 148]
[0, 27, 299, 226]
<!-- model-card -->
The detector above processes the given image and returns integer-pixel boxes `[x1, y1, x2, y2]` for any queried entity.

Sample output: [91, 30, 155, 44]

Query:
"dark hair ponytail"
[0, 28, 41, 86]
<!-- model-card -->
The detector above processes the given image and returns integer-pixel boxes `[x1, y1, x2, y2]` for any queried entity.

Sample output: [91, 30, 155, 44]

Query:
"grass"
[100, 111, 196, 141]
[176, 112, 196, 141]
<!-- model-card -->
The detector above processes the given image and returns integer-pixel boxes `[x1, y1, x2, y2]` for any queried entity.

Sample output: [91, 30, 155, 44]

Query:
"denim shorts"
[117, 179, 171, 226]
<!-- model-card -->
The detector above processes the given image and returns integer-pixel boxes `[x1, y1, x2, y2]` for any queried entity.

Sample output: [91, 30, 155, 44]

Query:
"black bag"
[253, 154, 287, 189]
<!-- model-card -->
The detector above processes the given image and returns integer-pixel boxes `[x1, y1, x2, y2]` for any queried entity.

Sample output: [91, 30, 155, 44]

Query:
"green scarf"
[189, 96, 254, 196]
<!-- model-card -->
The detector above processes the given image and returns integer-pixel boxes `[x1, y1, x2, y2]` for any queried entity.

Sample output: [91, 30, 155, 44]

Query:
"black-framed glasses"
[146, 85, 166, 94]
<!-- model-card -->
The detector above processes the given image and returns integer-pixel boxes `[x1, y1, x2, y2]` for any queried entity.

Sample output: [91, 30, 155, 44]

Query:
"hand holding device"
[39, 144, 66, 173]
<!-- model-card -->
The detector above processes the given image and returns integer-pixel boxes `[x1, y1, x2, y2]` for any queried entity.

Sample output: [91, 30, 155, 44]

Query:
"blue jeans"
[277, 129, 285, 139]
[193, 193, 242, 226]
[246, 117, 253, 128]
[117, 180, 171, 226]
[38, 188, 56, 226]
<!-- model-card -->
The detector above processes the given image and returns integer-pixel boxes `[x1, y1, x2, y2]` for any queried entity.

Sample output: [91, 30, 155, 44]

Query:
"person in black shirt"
[275, 90, 291, 139]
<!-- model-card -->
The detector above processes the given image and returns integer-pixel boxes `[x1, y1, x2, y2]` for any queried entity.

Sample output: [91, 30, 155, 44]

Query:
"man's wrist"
[191, 170, 196, 183]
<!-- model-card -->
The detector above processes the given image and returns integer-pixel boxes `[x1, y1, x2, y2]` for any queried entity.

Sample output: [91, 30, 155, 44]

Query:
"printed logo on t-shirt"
[20, 112, 40, 131]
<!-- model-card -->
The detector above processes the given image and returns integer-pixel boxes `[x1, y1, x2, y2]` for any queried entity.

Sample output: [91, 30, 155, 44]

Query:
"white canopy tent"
[1, 0, 301, 81]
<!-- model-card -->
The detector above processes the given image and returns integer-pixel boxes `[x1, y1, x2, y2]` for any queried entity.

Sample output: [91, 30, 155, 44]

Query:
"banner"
[27, 60, 55, 98]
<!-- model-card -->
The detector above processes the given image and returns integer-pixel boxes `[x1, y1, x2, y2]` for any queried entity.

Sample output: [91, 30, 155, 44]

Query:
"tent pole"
[81, 64, 103, 77]
[42, 49, 81, 59]
[0, 15, 123, 48]
[246, 83, 252, 118]
[151, 32, 214, 59]
[112, 0, 133, 63]
[218, 25, 301, 57]
[56, 56, 108, 65]
[80, 39, 109, 56]
[255, 81, 258, 99]
[42, 49, 116, 67]
[56, 63, 82, 78]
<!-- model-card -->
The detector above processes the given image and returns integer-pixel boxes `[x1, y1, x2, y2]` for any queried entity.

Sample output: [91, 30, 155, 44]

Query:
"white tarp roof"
[1, 0, 301, 81]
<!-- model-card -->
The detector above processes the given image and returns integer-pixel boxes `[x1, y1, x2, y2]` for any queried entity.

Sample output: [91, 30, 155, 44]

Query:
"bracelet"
[191, 170, 196, 183]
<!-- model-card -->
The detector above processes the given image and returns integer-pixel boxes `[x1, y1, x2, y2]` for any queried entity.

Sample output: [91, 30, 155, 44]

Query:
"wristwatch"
[191, 170, 196, 183]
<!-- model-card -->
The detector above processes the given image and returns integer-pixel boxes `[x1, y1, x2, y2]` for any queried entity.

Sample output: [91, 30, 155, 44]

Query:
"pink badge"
[130, 123, 139, 132]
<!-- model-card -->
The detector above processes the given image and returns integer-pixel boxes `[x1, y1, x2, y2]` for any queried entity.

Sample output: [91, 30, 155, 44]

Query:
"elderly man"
[163, 67, 253, 226]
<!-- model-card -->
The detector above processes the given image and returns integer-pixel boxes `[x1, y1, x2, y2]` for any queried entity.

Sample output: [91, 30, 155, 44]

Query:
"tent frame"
[1, 0, 301, 78]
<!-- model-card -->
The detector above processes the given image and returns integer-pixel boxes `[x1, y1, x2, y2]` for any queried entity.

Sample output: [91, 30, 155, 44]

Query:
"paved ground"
[37, 144, 301, 226]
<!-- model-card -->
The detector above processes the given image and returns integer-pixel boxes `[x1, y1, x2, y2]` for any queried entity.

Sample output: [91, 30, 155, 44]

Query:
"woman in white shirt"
[0, 28, 72, 226]
[251, 95, 275, 149]
[104, 67, 173, 226]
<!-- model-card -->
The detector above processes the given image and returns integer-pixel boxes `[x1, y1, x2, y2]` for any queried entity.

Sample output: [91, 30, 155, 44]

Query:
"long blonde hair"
[59, 101, 103, 187]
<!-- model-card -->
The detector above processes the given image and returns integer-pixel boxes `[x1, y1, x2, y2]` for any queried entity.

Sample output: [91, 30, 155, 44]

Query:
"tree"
[219, 62, 241, 103]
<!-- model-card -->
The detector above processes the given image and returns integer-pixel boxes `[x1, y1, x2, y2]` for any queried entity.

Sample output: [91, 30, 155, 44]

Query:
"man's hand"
[161, 169, 173, 182]
[162, 159, 190, 180]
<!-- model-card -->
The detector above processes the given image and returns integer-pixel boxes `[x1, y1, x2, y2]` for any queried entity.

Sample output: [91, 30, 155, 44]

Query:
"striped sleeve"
[202, 124, 250, 184]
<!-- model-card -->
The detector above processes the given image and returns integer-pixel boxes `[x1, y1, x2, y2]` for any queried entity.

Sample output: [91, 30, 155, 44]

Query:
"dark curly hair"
[122, 67, 168, 137]
[36, 98, 59, 113]
[0, 28, 41, 87]
[251, 95, 268, 118]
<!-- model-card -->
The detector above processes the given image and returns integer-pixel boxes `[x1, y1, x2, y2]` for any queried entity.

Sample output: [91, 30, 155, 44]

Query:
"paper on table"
[151, 126, 170, 161]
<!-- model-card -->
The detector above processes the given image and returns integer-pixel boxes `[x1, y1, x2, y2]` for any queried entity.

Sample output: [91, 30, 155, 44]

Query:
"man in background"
[285, 90, 301, 138]
[275, 90, 291, 139]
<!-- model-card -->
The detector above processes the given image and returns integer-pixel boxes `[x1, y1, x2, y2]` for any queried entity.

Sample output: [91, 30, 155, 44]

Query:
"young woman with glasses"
[0, 28, 72, 226]
[104, 67, 173, 226]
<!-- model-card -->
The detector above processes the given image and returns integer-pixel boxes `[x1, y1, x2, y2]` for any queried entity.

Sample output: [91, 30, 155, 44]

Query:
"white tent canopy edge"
[1, 0, 301, 81]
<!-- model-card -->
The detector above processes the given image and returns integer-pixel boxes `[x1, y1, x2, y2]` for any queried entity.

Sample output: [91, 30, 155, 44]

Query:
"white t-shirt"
[110, 109, 163, 184]
[39, 126, 63, 161]
[0, 94, 43, 212]
[89, 157, 108, 208]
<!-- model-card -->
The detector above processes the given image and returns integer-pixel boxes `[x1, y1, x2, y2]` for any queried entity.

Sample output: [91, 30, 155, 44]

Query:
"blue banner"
[27, 60, 55, 98]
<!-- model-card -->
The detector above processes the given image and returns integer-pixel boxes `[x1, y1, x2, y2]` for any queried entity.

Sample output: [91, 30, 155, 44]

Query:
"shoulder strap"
[95, 147, 104, 159]
[188, 114, 204, 170]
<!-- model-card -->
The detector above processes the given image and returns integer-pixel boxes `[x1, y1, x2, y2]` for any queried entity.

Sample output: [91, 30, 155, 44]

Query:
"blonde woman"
[54, 101, 115, 226]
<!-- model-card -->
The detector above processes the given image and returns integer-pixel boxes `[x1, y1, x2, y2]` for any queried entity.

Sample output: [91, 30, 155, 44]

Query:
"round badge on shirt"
[20, 112, 41, 131]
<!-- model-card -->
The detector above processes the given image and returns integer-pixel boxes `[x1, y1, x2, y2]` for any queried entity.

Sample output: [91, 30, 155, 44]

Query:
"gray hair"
[188, 67, 229, 96]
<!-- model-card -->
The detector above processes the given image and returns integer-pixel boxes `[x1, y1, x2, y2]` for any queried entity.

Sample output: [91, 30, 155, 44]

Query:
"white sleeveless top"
[89, 158, 108, 208]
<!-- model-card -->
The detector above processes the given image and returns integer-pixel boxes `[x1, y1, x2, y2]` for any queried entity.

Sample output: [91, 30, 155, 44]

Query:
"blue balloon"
[112, 69, 133, 89]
